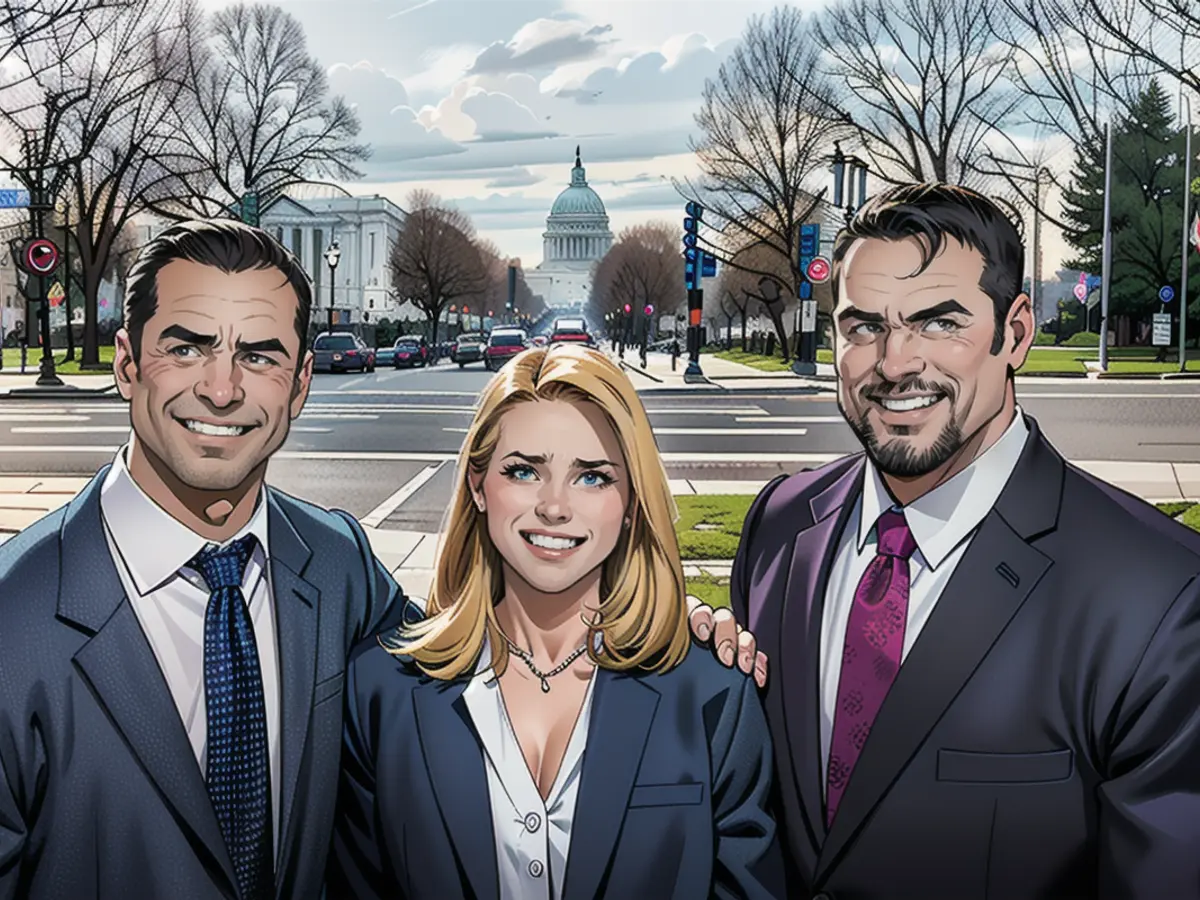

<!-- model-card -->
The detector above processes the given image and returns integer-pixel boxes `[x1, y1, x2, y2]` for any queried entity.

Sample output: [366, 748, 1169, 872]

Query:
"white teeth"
[879, 395, 940, 412]
[185, 420, 247, 436]
[524, 532, 583, 550]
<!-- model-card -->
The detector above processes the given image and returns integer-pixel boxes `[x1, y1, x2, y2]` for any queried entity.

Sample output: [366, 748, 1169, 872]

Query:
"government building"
[524, 148, 614, 308]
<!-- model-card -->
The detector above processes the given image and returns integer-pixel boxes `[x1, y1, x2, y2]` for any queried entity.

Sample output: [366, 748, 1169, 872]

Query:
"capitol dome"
[539, 147, 614, 269]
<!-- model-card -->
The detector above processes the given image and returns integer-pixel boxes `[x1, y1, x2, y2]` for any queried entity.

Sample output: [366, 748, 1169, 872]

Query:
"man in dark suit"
[0, 220, 409, 899]
[689, 183, 1200, 898]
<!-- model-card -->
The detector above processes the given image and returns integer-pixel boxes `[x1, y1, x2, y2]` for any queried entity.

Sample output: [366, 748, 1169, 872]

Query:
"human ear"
[113, 328, 137, 401]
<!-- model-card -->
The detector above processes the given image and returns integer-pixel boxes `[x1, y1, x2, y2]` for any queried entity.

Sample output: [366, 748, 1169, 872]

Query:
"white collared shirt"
[818, 409, 1030, 788]
[99, 444, 282, 855]
[461, 638, 597, 900]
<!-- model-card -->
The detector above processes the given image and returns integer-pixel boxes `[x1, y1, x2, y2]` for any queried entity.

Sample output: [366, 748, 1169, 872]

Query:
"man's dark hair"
[124, 218, 313, 360]
[830, 182, 1024, 354]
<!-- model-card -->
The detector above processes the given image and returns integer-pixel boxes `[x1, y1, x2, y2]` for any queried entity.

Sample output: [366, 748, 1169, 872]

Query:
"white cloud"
[554, 38, 733, 104]
[468, 18, 615, 74]
[485, 166, 545, 188]
[461, 90, 559, 140]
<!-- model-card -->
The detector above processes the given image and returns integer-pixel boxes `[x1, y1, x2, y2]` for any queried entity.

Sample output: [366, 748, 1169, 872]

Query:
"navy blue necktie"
[190, 534, 273, 900]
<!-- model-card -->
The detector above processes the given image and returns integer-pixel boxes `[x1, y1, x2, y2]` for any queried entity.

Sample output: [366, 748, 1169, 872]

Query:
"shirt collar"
[857, 407, 1029, 570]
[100, 444, 271, 597]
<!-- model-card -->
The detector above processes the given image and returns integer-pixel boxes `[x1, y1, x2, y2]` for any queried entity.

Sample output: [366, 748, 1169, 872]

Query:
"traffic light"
[463, 305, 469, 313]
[683, 203, 703, 291]
[487, 310, 493, 317]
[623, 303, 631, 314]
[644, 304, 654, 316]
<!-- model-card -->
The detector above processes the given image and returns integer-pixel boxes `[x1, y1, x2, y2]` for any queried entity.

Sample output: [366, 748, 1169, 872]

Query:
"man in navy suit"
[0, 220, 408, 899]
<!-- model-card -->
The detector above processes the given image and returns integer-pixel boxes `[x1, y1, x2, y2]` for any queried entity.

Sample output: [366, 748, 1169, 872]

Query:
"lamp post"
[1180, 94, 1192, 372]
[831, 141, 869, 227]
[324, 240, 340, 334]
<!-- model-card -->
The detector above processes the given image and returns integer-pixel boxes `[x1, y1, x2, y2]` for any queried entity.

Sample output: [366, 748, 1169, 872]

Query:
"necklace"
[505, 639, 589, 693]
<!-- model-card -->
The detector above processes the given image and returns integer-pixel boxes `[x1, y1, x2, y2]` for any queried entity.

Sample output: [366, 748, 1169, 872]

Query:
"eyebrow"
[837, 299, 971, 325]
[501, 451, 622, 469]
[237, 337, 290, 359]
[158, 324, 216, 346]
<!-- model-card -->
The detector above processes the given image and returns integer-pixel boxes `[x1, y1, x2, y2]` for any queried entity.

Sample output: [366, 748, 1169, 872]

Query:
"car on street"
[531, 335, 548, 347]
[312, 331, 373, 373]
[484, 328, 530, 371]
[549, 318, 594, 347]
[390, 335, 431, 368]
[452, 332, 486, 368]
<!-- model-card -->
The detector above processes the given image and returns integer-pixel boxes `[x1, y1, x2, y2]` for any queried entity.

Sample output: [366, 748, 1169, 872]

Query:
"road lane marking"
[296, 414, 381, 420]
[337, 376, 368, 390]
[309, 390, 480, 397]
[11, 426, 128, 433]
[734, 416, 844, 423]
[443, 426, 810, 436]
[360, 461, 447, 528]
[0, 414, 91, 422]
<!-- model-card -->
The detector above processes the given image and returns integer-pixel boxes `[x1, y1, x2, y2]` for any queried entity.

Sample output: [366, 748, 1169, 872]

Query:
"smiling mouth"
[869, 392, 945, 412]
[520, 530, 586, 550]
[176, 416, 255, 437]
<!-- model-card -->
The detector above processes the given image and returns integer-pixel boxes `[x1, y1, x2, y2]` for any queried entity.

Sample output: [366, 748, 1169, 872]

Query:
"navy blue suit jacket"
[0, 467, 406, 900]
[328, 635, 786, 899]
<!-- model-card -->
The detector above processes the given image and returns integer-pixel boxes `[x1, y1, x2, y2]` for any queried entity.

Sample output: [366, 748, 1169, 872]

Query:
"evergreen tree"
[1061, 78, 1200, 322]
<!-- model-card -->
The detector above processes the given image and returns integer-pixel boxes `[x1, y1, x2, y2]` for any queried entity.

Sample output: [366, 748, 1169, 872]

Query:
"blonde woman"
[327, 344, 783, 900]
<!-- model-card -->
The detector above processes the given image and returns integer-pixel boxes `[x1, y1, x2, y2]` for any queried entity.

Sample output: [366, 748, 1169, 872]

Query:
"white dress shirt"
[461, 637, 597, 900]
[818, 409, 1030, 788]
[99, 445, 282, 855]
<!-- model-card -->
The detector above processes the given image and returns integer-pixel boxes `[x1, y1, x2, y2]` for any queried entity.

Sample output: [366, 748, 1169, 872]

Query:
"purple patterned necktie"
[826, 508, 917, 828]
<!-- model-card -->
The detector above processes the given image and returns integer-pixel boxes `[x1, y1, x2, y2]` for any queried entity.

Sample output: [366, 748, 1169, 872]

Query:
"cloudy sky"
[191, 0, 1074, 278]
[190, 0, 824, 266]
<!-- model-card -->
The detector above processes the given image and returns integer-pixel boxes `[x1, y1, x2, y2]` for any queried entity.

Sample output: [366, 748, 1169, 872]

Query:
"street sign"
[799, 281, 811, 299]
[685, 201, 703, 220]
[683, 232, 697, 248]
[0, 189, 30, 209]
[47, 281, 64, 306]
[1159, 285, 1175, 303]
[239, 191, 259, 227]
[1152, 312, 1172, 346]
[20, 238, 59, 275]
[806, 256, 831, 283]
[1072, 283, 1088, 301]
[799, 223, 820, 258]
[701, 252, 717, 278]
[1192, 212, 1200, 255]
[800, 299, 817, 332]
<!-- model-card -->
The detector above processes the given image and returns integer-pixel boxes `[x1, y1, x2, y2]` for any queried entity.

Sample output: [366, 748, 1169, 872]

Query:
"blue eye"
[577, 470, 615, 488]
[500, 463, 537, 481]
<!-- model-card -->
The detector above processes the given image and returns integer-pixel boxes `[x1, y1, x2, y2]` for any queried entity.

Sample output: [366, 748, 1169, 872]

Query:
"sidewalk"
[1, 465, 1196, 598]
[612, 350, 836, 391]
[0, 373, 117, 398]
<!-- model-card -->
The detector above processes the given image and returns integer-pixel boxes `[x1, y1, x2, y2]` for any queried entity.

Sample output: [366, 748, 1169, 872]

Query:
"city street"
[0, 358, 1198, 535]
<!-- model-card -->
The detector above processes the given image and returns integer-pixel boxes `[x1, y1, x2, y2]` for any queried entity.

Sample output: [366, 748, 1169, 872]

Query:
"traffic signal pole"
[682, 202, 707, 382]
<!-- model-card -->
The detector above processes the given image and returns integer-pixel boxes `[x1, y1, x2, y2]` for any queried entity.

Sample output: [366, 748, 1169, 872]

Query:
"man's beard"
[842, 380, 964, 478]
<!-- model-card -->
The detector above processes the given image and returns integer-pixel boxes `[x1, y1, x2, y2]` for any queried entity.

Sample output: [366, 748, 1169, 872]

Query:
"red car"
[549, 327, 593, 347]
[484, 329, 530, 371]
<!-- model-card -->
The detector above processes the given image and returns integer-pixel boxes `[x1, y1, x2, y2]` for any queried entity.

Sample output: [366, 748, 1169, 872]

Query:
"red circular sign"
[21, 238, 60, 275]
[806, 256, 831, 283]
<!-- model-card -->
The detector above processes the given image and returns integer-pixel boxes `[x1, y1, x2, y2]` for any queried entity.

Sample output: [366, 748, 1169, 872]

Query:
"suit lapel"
[779, 461, 864, 853]
[562, 669, 659, 900]
[264, 491, 319, 893]
[61, 471, 239, 897]
[414, 680, 499, 900]
[814, 420, 1062, 884]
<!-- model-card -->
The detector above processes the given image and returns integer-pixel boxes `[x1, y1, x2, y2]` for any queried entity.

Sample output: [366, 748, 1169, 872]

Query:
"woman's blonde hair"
[381, 343, 690, 679]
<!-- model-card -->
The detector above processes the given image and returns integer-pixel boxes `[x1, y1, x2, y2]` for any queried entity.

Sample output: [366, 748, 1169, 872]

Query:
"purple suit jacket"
[731, 414, 1200, 900]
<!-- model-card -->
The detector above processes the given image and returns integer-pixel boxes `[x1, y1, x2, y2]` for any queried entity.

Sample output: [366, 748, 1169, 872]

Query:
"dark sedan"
[313, 332, 372, 373]
[452, 333, 486, 368]
[392, 337, 430, 368]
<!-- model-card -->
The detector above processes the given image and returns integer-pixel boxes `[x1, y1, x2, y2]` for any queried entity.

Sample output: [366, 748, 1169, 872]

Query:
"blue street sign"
[684, 247, 697, 262]
[800, 223, 820, 258]
[683, 233, 697, 248]
[685, 201, 703, 220]
[1086, 275, 1102, 293]
[701, 252, 717, 278]
[683, 217, 697, 232]
[0, 189, 30, 209]
[1159, 285, 1175, 303]
[800, 281, 812, 299]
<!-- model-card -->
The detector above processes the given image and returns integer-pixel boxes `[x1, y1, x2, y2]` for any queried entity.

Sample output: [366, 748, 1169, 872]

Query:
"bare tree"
[474, 239, 540, 325]
[677, 6, 845, 307]
[588, 223, 685, 333]
[712, 240, 796, 358]
[814, 0, 1023, 188]
[154, 1, 368, 219]
[980, 0, 1155, 224]
[1064, 0, 1200, 97]
[388, 190, 489, 341]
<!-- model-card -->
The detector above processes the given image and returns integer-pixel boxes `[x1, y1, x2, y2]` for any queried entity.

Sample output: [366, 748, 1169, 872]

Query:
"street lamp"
[324, 239, 340, 334]
[1180, 94, 1192, 373]
[831, 141, 869, 226]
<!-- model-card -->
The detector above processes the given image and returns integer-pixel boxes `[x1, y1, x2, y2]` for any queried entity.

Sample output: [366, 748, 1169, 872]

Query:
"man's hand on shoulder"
[686, 595, 767, 688]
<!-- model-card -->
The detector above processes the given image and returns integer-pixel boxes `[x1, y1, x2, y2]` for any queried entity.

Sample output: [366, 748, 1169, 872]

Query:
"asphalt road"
[0, 359, 1198, 532]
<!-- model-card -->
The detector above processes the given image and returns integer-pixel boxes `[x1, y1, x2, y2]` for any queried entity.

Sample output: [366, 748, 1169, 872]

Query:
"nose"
[535, 479, 572, 525]
[876, 328, 925, 383]
[194, 352, 244, 409]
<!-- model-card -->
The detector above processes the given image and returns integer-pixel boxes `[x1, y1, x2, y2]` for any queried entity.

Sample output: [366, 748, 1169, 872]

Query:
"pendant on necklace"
[540, 678, 550, 693]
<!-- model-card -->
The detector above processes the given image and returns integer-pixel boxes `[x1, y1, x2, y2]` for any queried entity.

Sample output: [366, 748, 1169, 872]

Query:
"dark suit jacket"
[731, 415, 1200, 900]
[327, 638, 786, 899]
[0, 466, 407, 900]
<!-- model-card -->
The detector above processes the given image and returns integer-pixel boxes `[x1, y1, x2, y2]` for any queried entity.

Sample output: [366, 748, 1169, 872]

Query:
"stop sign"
[806, 256, 831, 283]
